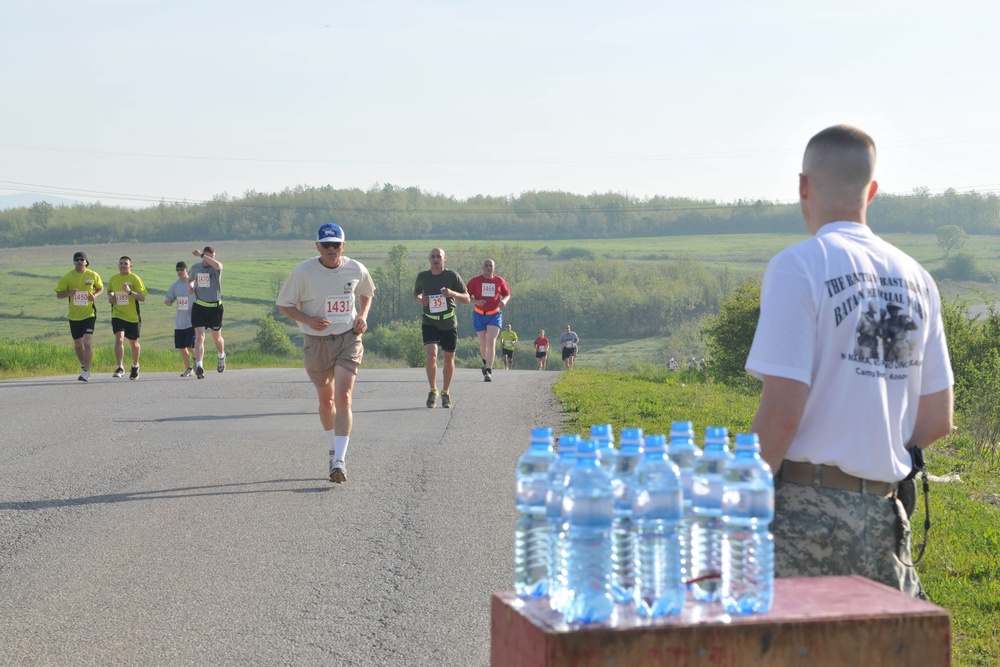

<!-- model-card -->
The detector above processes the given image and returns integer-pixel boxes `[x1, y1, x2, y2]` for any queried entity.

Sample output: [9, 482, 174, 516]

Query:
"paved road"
[0, 366, 563, 666]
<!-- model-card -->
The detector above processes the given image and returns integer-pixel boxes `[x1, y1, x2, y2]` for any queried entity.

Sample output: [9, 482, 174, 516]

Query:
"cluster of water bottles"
[514, 421, 775, 625]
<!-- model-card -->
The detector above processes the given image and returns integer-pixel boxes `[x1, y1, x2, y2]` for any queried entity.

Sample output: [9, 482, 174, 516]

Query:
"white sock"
[195, 359, 203, 367]
[218, 353, 225, 360]
[327, 432, 349, 462]
[334, 436, 350, 462]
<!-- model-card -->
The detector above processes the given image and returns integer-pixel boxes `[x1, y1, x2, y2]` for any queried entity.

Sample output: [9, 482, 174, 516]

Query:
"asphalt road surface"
[0, 366, 563, 666]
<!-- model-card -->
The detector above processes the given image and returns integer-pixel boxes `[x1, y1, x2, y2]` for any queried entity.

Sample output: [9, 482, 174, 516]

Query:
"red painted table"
[491, 576, 950, 666]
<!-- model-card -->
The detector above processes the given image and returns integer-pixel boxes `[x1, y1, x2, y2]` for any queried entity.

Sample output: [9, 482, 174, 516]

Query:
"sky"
[2, 0, 999, 208]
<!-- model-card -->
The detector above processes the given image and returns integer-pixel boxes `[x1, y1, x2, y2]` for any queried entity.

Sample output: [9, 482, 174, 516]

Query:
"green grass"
[554, 367, 1000, 667]
[3, 235, 999, 355]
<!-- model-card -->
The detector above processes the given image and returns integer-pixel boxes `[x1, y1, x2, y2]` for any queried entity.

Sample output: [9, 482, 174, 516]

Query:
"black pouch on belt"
[898, 446, 925, 519]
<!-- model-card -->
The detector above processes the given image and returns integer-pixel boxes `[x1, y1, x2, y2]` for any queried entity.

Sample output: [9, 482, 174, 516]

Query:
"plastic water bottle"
[590, 423, 617, 470]
[632, 433, 685, 617]
[561, 438, 615, 624]
[721, 432, 775, 614]
[610, 427, 644, 604]
[690, 426, 733, 602]
[515, 427, 556, 598]
[668, 421, 702, 587]
[546, 434, 579, 613]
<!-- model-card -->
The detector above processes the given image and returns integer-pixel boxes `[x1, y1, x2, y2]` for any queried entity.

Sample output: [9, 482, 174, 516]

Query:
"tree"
[701, 279, 762, 388]
[381, 244, 410, 322]
[254, 314, 296, 356]
[935, 224, 968, 258]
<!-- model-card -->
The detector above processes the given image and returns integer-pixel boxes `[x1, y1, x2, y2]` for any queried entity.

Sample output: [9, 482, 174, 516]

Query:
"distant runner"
[165, 261, 196, 377]
[499, 324, 518, 370]
[54, 251, 104, 382]
[107, 255, 148, 380]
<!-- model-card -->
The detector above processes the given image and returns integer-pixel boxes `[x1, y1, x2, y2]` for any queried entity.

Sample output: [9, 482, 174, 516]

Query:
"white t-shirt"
[276, 256, 376, 336]
[746, 222, 953, 482]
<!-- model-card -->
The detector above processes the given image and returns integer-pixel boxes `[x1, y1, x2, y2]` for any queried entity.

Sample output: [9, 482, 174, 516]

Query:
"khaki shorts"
[303, 331, 363, 383]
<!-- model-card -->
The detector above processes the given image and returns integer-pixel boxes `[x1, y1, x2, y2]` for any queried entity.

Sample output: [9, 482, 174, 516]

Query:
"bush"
[366, 320, 425, 367]
[702, 279, 762, 388]
[554, 247, 595, 261]
[254, 314, 297, 356]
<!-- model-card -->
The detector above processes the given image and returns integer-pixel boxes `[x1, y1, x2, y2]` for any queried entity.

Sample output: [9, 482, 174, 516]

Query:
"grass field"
[4, 233, 999, 361]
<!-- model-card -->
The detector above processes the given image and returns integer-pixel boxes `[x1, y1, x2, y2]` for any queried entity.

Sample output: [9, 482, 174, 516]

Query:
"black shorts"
[502, 348, 514, 359]
[536, 351, 547, 359]
[192, 302, 224, 330]
[112, 318, 141, 340]
[562, 346, 577, 360]
[174, 327, 195, 349]
[422, 323, 459, 353]
[69, 317, 96, 340]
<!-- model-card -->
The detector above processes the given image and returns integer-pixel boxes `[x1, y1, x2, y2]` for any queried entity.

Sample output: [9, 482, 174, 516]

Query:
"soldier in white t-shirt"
[745, 125, 954, 598]
[277, 223, 376, 484]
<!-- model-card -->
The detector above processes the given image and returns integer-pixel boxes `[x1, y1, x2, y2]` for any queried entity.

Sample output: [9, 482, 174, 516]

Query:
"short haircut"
[803, 125, 877, 193]
[119, 256, 131, 262]
[203, 246, 215, 255]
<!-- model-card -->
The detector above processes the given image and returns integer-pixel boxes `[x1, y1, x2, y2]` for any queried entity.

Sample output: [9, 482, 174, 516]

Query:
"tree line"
[1, 184, 998, 248]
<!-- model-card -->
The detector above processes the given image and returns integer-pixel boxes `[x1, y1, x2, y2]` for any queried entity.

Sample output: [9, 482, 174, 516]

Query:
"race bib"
[73, 291, 89, 307]
[115, 291, 131, 306]
[324, 294, 353, 324]
[197, 273, 211, 288]
[177, 296, 190, 311]
[538, 345, 547, 353]
[428, 293, 447, 314]
[482, 283, 496, 298]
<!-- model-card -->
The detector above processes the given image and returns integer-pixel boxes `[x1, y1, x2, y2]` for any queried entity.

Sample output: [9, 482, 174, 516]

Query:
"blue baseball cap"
[317, 223, 345, 243]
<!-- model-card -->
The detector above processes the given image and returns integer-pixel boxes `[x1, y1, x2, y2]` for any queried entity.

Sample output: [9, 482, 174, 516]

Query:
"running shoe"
[441, 391, 451, 408]
[113, 366, 125, 378]
[217, 356, 226, 373]
[330, 459, 347, 484]
[129, 366, 139, 380]
[196, 365, 205, 379]
[181, 367, 193, 377]
[484, 369, 492, 382]
[426, 389, 438, 408]
[78, 369, 90, 382]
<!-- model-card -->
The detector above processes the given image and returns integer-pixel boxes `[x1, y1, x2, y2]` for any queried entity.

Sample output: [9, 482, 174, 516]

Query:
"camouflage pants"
[772, 480, 925, 598]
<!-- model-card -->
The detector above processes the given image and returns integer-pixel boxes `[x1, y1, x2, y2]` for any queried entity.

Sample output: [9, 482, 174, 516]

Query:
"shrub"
[702, 279, 761, 388]
[554, 247, 595, 261]
[254, 314, 297, 356]
[366, 320, 425, 367]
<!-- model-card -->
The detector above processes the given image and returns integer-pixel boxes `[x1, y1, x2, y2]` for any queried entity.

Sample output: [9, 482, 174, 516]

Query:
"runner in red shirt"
[465, 258, 511, 382]
[534, 330, 549, 371]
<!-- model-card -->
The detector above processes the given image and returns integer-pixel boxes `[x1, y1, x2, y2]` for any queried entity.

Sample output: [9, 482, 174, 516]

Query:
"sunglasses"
[320, 241, 342, 249]
[73, 258, 86, 262]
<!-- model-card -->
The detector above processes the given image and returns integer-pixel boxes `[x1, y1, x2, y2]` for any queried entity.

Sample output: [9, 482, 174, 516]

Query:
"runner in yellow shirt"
[499, 324, 518, 370]
[107, 256, 148, 380]
[54, 251, 104, 382]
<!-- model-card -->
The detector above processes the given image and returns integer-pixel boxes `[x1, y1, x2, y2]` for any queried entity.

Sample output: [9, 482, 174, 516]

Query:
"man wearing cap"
[413, 248, 470, 408]
[107, 255, 148, 380]
[277, 223, 375, 484]
[54, 251, 104, 382]
[465, 258, 511, 382]
[165, 261, 196, 377]
[188, 245, 226, 378]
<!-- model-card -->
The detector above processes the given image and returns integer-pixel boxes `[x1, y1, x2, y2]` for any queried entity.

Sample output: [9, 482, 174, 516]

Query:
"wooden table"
[491, 576, 950, 666]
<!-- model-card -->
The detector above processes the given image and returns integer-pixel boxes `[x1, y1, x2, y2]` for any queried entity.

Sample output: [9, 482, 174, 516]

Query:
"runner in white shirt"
[277, 223, 375, 484]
